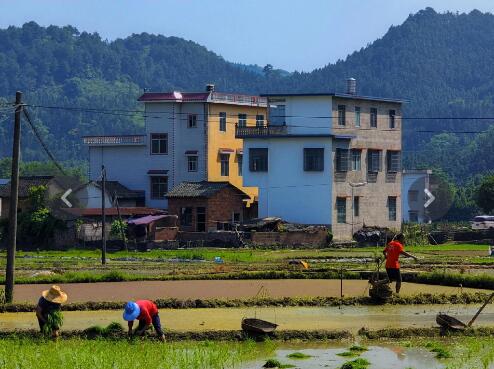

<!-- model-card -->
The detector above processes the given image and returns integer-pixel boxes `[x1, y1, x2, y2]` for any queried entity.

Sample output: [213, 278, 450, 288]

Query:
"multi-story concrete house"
[239, 79, 404, 240]
[84, 85, 267, 210]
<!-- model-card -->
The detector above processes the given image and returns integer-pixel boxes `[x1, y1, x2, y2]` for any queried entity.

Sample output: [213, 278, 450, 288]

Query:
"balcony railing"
[235, 124, 288, 138]
[83, 135, 146, 146]
[211, 92, 267, 107]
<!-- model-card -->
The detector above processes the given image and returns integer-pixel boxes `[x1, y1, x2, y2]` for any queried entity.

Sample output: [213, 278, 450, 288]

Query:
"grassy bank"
[0, 269, 363, 284]
[410, 270, 494, 290]
[1, 292, 490, 312]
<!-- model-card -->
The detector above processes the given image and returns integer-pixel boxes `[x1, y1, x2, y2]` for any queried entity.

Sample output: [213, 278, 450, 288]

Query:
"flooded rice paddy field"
[2, 304, 494, 332]
[9, 280, 489, 303]
[241, 344, 444, 369]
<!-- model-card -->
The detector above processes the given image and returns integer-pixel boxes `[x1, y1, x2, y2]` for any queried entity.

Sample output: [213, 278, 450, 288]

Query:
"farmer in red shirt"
[383, 233, 418, 293]
[123, 300, 165, 341]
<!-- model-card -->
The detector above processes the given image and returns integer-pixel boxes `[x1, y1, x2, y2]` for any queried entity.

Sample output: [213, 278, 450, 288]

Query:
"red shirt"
[136, 300, 158, 325]
[385, 241, 404, 269]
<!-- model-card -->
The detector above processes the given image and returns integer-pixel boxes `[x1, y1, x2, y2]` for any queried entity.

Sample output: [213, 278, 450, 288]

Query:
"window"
[196, 207, 206, 232]
[180, 207, 193, 227]
[388, 196, 397, 221]
[367, 150, 381, 172]
[238, 113, 247, 127]
[219, 112, 227, 132]
[408, 190, 419, 202]
[188, 114, 197, 128]
[150, 133, 168, 155]
[150, 176, 168, 199]
[355, 106, 361, 127]
[304, 148, 324, 171]
[220, 154, 229, 176]
[249, 148, 268, 172]
[389, 109, 396, 129]
[237, 154, 243, 176]
[256, 114, 265, 127]
[335, 148, 349, 172]
[386, 151, 401, 173]
[188, 155, 198, 172]
[270, 104, 285, 125]
[351, 149, 361, 171]
[336, 197, 346, 224]
[354, 196, 360, 217]
[409, 211, 419, 223]
[338, 105, 346, 126]
[370, 108, 377, 128]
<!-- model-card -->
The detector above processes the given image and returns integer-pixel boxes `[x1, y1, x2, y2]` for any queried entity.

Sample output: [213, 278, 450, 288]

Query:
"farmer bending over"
[36, 285, 67, 338]
[123, 300, 165, 341]
[383, 233, 418, 293]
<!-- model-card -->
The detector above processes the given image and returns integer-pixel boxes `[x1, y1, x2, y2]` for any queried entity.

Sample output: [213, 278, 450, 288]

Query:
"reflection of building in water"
[402, 169, 432, 223]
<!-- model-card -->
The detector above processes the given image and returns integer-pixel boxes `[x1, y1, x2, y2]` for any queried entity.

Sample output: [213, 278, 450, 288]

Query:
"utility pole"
[5, 91, 22, 303]
[101, 165, 107, 265]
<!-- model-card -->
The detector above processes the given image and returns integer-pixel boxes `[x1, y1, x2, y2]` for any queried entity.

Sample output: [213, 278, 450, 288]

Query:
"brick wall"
[251, 229, 329, 248]
[332, 98, 402, 240]
[167, 187, 245, 232]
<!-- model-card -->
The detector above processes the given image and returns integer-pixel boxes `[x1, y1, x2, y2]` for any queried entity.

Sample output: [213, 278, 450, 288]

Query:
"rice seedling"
[0, 338, 269, 369]
[340, 358, 370, 369]
[349, 345, 368, 353]
[263, 358, 295, 368]
[41, 310, 63, 336]
[286, 351, 312, 359]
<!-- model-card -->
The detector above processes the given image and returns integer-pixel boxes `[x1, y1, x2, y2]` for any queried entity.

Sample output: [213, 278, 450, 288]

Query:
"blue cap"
[123, 301, 140, 321]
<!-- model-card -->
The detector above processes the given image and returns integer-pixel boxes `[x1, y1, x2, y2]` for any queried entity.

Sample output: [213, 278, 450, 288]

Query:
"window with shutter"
[367, 150, 381, 172]
[249, 148, 268, 172]
[304, 148, 324, 171]
[336, 148, 349, 172]
[338, 105, 346, 126]
[386, 151, 401, 173]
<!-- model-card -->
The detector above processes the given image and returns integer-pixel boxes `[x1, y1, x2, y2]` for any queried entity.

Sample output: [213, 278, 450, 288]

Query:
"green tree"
[476, 175, 494, 214]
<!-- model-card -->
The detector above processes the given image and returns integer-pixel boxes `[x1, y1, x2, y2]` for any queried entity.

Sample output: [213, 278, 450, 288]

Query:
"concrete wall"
[331, 97, 402, 240]
[282, 95, 333, 134]
[243, 137, 333, 225]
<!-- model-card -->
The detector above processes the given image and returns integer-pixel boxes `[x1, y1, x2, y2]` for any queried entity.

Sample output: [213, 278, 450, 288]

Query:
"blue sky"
[1, 0, 493, 72]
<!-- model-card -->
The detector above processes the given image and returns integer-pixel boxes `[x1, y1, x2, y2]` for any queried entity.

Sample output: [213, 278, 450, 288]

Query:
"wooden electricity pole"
[5, 91, 22, 303]
[101, 165, 107, 265]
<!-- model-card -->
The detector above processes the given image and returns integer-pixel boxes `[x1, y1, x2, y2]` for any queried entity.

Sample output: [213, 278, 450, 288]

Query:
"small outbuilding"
[166, 181, 249, 232]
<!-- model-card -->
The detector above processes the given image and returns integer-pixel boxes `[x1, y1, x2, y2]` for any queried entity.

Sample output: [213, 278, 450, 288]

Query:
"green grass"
[286, 351, 312, 359]
[415, 270, 494, 289]
[340, 358, 370, 369]
[0, 338, 269, 369]
[425, 342, 452, 359]
[263, 358, 295, 368]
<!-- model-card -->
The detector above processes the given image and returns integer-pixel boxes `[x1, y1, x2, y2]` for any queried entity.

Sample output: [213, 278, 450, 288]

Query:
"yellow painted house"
[134, 85, 268, 207]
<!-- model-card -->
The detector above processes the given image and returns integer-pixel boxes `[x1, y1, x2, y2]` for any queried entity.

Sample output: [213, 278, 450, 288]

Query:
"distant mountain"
[1, 9, 494, 182]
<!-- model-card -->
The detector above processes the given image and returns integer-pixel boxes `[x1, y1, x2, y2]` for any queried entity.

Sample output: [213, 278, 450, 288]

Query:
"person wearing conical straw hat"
[36, 285, 67, 338]
[123, 300, 165, 341]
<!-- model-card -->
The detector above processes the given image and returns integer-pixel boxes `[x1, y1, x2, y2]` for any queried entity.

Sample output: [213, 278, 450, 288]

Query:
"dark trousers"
[137, 313, 164, 336]
[386, 268, 402, 283]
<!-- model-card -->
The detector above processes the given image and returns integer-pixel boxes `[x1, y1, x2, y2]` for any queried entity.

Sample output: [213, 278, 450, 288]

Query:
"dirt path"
[10, 279, 486, 303]
[2, 305, 494, 333]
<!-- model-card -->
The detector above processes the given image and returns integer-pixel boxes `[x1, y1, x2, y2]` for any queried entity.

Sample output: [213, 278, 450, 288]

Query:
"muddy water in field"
[2, 304, 494, 332]
[10, 280, 490, 303]
[241, 344, 443, 369]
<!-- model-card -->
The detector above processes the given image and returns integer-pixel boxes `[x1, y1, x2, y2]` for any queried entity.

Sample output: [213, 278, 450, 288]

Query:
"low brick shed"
[166, 181, 249, 232]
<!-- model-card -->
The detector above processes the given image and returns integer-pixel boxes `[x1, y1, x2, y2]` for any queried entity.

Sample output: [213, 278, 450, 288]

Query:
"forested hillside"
[0, 8, 494, 185]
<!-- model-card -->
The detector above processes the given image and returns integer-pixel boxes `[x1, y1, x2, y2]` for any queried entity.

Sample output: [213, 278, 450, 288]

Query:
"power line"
[22, 108, 67, 175]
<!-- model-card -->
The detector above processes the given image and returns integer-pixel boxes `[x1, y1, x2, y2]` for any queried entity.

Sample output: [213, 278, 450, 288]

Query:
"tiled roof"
[62, 207, 165, 217]
[0, 176, 54, 198]
[95, 181, 144, 199]
[166, 181, 249, 199]
[138, 92, 211, 102]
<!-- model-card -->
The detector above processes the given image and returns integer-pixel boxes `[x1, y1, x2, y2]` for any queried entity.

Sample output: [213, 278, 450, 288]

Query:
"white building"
[239, 80, 404, 240]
